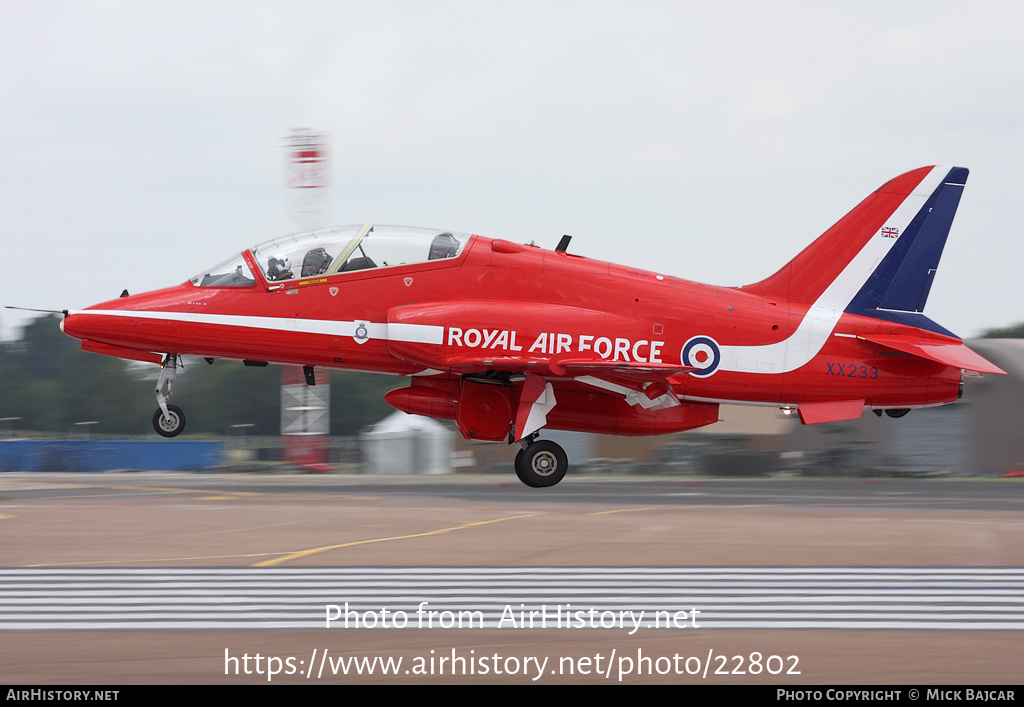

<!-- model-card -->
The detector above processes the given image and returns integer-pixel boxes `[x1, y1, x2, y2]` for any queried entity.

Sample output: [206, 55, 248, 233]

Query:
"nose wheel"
[514, 439, 568, 487]
[152, 353, 185, 437]
[153, 405, 186, 437]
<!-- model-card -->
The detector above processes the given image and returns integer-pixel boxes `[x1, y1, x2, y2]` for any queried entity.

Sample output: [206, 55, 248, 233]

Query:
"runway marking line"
[587, 507, 657, 516]
[251, 513, 542, 568]
[574, 504, 782, 516]
[108, 484, 256, 498]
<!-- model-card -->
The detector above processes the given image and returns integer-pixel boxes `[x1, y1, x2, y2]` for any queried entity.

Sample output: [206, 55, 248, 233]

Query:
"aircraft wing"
[548, 357, 695, 379]
[436, 353, 693, 412]
[859, 334, 1006, 374]
[436, 348, 692, 377]
[437, 353, 694, 379]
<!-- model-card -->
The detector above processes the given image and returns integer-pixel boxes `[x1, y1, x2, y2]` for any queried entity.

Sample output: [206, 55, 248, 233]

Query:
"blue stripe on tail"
[845, 166, 968, 336]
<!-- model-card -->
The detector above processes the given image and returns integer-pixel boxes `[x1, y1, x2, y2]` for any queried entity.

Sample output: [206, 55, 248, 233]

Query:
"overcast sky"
[3, 1, 1022, 340]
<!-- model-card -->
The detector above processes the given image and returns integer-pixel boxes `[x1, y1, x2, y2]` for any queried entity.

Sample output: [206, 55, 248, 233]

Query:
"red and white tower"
[281, 129, 332, 468]
[284, 128, 331, 230]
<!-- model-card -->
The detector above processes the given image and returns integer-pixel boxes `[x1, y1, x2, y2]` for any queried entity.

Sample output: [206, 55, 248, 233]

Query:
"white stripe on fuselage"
[717, 166, 949, 375]
[69, 309, 444, 345]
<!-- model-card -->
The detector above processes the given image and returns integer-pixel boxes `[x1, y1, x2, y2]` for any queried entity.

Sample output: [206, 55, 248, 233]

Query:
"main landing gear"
[153, 354, 186, 437]
[514, 436, 568, 488]
[872, 408, 911, 418]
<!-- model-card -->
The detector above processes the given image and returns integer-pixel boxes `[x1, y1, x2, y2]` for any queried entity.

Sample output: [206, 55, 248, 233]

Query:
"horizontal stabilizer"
[797, 399, 865, 424]
[860, 334, 1006, 374]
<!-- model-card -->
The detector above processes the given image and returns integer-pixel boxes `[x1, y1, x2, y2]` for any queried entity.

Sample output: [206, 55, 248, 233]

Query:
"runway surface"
[1, 471, 1022, 683]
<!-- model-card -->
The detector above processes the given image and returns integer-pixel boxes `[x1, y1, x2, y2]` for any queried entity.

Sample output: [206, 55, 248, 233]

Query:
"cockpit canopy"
[191, 225, 468, 287]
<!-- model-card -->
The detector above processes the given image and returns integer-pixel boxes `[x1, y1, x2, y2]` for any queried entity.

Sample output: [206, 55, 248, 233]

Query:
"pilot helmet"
[267, 254, 291, 280]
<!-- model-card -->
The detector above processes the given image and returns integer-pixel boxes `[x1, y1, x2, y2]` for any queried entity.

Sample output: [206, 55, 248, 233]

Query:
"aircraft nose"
[60, 311, 95, 342]
[60, 311, 82, 339]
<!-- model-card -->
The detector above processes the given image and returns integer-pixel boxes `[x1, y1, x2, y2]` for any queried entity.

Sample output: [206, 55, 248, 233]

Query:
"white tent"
[359, 411, 455, 475]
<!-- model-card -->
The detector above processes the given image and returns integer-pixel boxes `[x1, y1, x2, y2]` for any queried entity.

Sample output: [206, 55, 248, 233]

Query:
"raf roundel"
[681, 335, 721, 377]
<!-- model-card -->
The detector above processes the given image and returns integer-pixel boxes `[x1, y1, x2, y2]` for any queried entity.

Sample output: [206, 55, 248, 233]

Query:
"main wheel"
[153, 405, 186, 437]
[885, 408, 910, 418]
[514, 449, 538, 487]
[514, 440, 568, 488]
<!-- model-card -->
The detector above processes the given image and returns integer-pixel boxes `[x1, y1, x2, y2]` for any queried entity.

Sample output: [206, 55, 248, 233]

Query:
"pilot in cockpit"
[266, 254, 293, 281]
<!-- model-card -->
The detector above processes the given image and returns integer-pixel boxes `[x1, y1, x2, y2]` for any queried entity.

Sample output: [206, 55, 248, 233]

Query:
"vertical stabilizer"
[740, 166, 968, 336]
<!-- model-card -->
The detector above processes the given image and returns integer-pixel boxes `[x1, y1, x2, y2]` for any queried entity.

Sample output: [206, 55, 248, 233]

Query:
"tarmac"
[1, 471, 1022, 684]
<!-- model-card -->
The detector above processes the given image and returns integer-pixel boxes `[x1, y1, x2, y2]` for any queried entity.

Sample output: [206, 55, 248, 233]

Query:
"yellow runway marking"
[107, 484, 256, 498]
[19, 513, 542, 568]
[587, 507, 657, 516]
[252, 513, 541, 568]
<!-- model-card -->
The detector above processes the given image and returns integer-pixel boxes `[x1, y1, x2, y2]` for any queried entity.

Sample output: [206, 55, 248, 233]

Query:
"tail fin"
[740, 166, 967, 336]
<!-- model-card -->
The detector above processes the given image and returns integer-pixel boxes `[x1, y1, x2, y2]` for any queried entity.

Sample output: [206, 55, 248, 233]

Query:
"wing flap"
[549, 357, 696, 381]
[435, 353, 696, 380]
[436, 354, 694, 412]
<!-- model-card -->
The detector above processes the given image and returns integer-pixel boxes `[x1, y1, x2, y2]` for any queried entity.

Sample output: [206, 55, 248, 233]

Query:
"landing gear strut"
[153, 354, 186, 437]
[514, 438, 568, 488]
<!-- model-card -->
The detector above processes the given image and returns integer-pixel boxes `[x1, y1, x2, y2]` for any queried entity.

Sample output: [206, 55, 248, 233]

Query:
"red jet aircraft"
[54, 165, 1003, 486]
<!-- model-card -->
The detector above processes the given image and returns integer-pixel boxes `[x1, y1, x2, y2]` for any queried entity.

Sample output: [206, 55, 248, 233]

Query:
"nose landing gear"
[514, 437, 568, 488]
[153, 354, 186, 437]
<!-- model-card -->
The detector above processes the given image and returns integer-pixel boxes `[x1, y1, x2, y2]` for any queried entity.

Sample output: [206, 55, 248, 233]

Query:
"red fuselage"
[62, 233, 963, 439]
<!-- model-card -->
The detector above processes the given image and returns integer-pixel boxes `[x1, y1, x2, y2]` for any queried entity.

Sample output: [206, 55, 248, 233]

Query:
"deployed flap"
[860, 334, 1005, 374]
[554, 360, 691, 410]
[437, 353, 549, 373]
[429, 353, 696, 382]
[797, 399, 865, 424]
[575, 375, 681, 411]
[548, 357, 695, 380]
